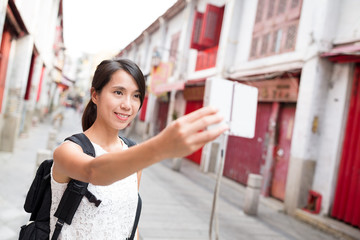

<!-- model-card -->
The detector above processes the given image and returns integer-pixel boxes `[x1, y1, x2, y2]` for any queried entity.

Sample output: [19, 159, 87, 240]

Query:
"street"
[0, 108, 343, 240]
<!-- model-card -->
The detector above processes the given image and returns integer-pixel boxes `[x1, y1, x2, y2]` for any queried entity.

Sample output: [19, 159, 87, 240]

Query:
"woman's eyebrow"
[111, 86, 140, 93]
[111, 86, 126, 91]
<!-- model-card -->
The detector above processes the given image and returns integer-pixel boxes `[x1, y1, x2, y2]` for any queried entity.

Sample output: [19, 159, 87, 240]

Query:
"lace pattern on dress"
[50, 140, 138, 239]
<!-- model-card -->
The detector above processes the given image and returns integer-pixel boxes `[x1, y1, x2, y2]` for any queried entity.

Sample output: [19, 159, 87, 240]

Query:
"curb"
[295, 209, 360, 240]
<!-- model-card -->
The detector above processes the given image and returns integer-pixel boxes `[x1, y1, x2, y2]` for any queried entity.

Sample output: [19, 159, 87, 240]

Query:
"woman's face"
[92, 69, 141, 130]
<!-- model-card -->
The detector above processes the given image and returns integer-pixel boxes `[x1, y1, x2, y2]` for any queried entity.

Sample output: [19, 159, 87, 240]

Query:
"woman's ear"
[91, 87, 98, 105]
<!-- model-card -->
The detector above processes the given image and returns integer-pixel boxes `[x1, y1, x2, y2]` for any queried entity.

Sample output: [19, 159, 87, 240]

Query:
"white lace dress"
[49, 141, 138, 239]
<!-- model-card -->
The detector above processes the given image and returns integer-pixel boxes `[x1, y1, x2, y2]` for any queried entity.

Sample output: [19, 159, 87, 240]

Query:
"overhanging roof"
[321, 43, 360, 63]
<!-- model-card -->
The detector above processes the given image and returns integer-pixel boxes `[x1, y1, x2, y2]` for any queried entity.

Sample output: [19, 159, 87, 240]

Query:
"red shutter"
[195, 46, 218, 71]
[139, 95, 148, 121]
[36, 65, 45, 102]
[199, 4, 224, 48]
[24, 53, 37, 100]
[190, 12, 204, 50]
[0, 28, 12, 113]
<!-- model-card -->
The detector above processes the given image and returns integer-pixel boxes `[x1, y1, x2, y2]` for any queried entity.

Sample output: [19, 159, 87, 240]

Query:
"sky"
[62, 0, 177, 56]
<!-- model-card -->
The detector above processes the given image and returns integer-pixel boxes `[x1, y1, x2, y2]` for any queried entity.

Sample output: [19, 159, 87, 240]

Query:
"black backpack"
[19, 133, 142, 240]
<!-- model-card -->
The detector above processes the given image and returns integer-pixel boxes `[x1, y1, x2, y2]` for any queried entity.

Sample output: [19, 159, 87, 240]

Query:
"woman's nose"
[120, 97, 131, 110]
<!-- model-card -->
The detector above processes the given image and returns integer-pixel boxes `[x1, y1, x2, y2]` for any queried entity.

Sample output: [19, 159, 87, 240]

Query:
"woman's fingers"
[181, 106, 219, 123]
[158, 106, 229, 159]
[185, 111, 225, 135]
[189, 124, 229, 146]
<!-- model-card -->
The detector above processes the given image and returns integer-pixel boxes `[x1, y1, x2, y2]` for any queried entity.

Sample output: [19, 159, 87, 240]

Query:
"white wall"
[137, 37, 150, 72]
[146, 30, 162, 73]
[0, 0, 7, 46]
[312, 64, 353, 215]
[163, 10, 183, 64]
[16, 0, 60, 67]
[232, 0, 257, 67]
[334, 0, 360, 44]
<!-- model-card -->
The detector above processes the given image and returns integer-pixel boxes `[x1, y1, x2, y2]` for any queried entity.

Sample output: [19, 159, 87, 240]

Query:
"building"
[117, 0, 360, 238]
[0, 0, 65, 151]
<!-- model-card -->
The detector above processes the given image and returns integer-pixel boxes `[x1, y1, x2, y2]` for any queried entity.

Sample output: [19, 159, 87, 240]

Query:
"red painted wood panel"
[24, 53, 37, 100]
[0, 27, 12, 113]
[190, 12, 204, 50]
[223, 103, 272, 185]
[139, 95, 148, 121]
[270, 104, 296, 201]
[156, 101, 169, 134]
[195, 46, 218, 71]
[199, 4, 224, 48]
[36, 66, 45, 102]
[184, 100, 203, 164]
[332, 64, 360, 228]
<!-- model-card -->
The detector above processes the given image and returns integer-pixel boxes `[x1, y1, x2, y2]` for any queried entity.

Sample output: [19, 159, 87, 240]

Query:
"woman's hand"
[54, 106, 228, 186]
[156, 106, 228, 159]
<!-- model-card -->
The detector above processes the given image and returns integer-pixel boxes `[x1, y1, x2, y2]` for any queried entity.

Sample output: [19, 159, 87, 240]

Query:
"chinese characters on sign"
[149, 62, 173, 96]
[246, 77, 299, 102]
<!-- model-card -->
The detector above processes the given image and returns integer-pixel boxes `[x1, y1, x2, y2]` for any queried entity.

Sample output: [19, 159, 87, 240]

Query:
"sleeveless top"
[50, 140, 138, 239]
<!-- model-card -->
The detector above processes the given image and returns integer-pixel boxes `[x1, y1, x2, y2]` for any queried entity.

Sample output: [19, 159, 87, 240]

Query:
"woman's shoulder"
[53, 140, 84, 161]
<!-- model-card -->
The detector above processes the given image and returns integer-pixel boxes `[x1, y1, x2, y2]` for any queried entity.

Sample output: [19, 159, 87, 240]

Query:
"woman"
[50, 59, 227, 239]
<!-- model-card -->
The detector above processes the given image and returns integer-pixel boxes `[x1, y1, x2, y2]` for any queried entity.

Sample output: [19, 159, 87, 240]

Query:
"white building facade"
[0, 0, 64, 151]
[117, 0, 360, 238]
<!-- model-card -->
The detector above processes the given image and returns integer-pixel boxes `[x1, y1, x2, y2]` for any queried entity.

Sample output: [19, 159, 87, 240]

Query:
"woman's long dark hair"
[82, 59, 146, 131]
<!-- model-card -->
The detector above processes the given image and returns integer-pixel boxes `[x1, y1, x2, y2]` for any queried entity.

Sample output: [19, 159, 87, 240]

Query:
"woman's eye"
[134, 94, 140, 98]
[114, 90, 122, 95]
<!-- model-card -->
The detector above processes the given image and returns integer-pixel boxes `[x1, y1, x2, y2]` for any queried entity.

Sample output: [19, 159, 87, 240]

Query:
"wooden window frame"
[190, 4, 224, 50]
[250, 0, 302, 60]
[190, 12, 204, 50]
[190, 4, 225, 71]
[170, 32, 180, 62]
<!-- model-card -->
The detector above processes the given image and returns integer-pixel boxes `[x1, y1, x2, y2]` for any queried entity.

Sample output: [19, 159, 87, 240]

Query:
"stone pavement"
[138, 158, 343, 240]
[0, 108, 345, 240]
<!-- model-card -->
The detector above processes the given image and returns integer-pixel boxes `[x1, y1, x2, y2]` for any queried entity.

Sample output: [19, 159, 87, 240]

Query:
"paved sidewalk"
[0, 108, 82, 240]
[0, 108, 344, 240]
[138, 158, 342, 240]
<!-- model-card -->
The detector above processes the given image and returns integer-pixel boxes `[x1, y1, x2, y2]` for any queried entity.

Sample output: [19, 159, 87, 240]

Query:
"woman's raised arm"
[53, 106, 228, 186]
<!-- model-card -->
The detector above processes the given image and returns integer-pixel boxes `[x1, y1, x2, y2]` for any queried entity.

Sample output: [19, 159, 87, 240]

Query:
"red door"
[185, 100, 203, 164]
[224, 103, 272, 184]
[0, 26, 13, 113]
[331, 64, 360, 227]
[156, 101, 169, 134]
[270, 104, 296, 201]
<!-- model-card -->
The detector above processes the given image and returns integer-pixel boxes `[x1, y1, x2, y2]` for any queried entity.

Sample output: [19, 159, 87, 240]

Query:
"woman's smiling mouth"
[115, 112, 130, 121]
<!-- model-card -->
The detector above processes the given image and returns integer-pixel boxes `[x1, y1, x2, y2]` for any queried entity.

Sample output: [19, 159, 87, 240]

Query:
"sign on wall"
[245, 77, 299, 102]
[149, 62, 173, 96]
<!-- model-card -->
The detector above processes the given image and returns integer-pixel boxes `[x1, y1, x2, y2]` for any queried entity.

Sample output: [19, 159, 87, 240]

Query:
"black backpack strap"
[119, 135, 137, 147]
[127, 194, 142, 240]
[65, 133, 96, 157]
[52, 219, 64, 240]
[119, 136, 141, 240]
[52, 133, 100, 240]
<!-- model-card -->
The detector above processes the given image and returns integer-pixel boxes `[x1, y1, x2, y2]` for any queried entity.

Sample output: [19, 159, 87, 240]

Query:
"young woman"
[50, 59, 227, 239]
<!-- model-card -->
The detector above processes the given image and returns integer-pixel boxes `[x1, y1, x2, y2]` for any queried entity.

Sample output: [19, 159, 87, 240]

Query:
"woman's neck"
[84, 120, 122, 150]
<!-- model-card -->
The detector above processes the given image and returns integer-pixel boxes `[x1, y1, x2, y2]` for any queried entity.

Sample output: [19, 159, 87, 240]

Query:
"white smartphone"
[204, 77, 258, 139]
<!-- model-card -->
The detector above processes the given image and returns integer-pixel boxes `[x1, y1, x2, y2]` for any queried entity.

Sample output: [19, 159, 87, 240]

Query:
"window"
[190, 4, 225, 71]
[250, 0, 302, 59]
[190, 12, 204, 50]
[190, 4, 224, 50]
[169, 32, 180, 62]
